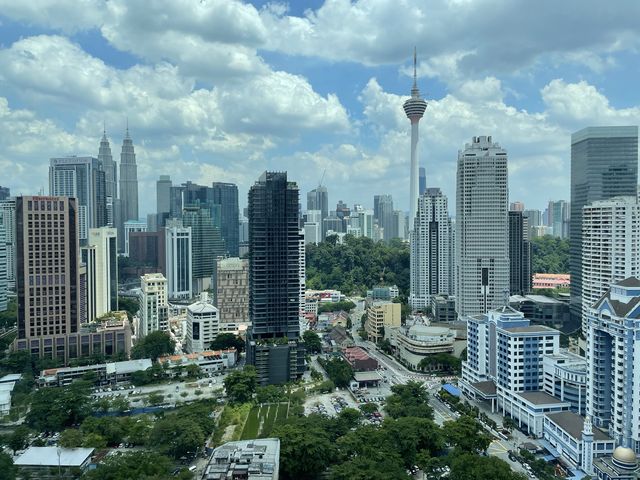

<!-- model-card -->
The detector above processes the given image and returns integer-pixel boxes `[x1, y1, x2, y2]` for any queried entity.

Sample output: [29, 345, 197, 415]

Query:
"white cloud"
[0, 0, 104, 33]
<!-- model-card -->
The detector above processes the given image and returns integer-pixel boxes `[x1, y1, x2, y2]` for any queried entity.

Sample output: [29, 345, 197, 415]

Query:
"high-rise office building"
[307, 186, 328, 237]
[569, 126, 638, 325]
[165, 220, 192, 299]
[182, 205, 226, 294]
[98, 129, 117, 228]
[523, 209, 543, 240]
[374, 194, 396, 241]
[13, 196, 80, 360]
[419, 167, 426, 196]
[186, 292, 219, 353]
[0, 186, 9, 201]
[123, 220, 147, 257]
[0, 219, 7, 311]
[0, 199, 16, 291]
[586, 278, 640, 450]
[211, 182, 239, 257]
[581, 196, 640, 335]
[246, 172, 305, 385]
[456, 136, 509, 317]
[510, 201, 525, 212]
[156, 175, 172, 228]
[118, 126, 138, 253]
[213, 257, 249, 334]
[508, 211, 532, 296]
[548, 200, 570, 239]
[87, 227, 118, 319]
[410, 188, 453, 309]
[139, 273, 169, 337]
[403, 48, 428, 229]
[393, 210, 407, 241]
[49, 156, 107, 243]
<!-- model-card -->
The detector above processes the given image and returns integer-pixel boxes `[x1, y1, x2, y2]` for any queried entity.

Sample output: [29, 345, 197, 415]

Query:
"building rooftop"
[217, 257, 247, 271]
[504, 325, 560, 334]
[204, 438, 279, 480]
[353, 371, 381, 382]
[0, 374, 22, 383]
[105, 358, 152, 375]
[545, 412, 611, 441]
[615, 277, 640, 288]
[15, 447, 94, 467]
[517, 391, 567, 405]
[0, 382, 16, 392]
[471, 380, 497, 396]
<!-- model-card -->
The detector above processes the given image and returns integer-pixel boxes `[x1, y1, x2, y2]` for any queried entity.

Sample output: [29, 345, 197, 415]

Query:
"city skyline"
[2, 2, 640, 215]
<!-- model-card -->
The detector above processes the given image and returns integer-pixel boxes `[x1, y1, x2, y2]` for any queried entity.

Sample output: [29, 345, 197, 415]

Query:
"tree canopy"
[26, 381, 92, 432]
[224, 366, 258, 403]
[306, 236, 409, 295]
[318, 357, 353, 388]
[385, 381, 434, 419]
[531, 235, 569, 274]
[210, 332, 245, 353]
[131, 331, 176, 360]
[302, 330, 322, 354]
[83, 451, 192, 480]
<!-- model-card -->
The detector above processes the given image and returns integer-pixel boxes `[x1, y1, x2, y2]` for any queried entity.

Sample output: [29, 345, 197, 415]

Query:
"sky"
[1, 0, 640, 217]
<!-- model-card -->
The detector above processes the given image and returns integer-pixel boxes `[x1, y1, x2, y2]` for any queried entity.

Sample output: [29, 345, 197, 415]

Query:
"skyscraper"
[139, 273, 169, 337]
[403, 48, 427, 229]
[509, 201, 525, 212]
[586, 278, 640, 450]
[182, 205, 226, 293]
[547, 200, 570, 239]
[508, 211, 531, 295]
[419, 167, 426, 196]
[0, 186, 10, 201]
[307, 186, 328, 237]
[0, 219, 7, 312]
[456, 136, 509, 317]
[581, 196, 640, 335]
[98, 129, 117, 228]
[49, 156, 107, 243]
[165, 221, 193, 300]
[87, 227, 118, 319]
[410, 188, 453, 310]
[14, 196, 80, 360]
[374, 194, 395, 241]
[119, 125, 139, 252]
[569, 126, 638, 325]
[0, 199, 16, 291]
[156, 175, 172, 227]
[213, 257, 249, 334]
[211, 182, 240, 257]
[246, 172, 305, 385]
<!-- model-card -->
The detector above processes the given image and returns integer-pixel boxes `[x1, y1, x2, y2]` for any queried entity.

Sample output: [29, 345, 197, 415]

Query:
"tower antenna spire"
[103, 119, 106, 136]
[413, 46, 417, 89]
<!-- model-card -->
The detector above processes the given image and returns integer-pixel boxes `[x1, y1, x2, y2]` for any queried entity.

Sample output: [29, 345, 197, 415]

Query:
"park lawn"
[276, 402, 289, 421]
[261, 403, 279, 437]
[240, 405, 262, 440]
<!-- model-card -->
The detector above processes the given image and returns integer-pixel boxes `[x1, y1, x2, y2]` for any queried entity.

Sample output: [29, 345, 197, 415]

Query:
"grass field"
[240, 402, 289, 440]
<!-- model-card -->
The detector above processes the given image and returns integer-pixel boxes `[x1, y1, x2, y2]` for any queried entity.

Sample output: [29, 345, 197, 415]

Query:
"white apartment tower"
[139, 273, 169, 337]
[410, 188, 453, 309]
[0, 219, 6, 311]
[581, 196, 640, 335]
[455, 136, 509, 317]
[186, 292, 219, 353]
[87, 227, 118, 319]
[165, 222, 193, 299]
[0, 199, 15, 291]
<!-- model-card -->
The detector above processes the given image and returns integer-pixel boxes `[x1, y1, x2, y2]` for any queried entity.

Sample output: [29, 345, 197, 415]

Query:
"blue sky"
[1, 0, 639, 216]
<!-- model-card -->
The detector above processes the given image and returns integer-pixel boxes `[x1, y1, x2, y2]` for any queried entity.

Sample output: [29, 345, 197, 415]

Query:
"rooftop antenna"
[413, 46, 417, 90]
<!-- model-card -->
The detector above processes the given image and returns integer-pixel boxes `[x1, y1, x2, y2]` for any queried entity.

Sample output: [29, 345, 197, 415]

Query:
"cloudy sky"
[1, 0, 640, 216]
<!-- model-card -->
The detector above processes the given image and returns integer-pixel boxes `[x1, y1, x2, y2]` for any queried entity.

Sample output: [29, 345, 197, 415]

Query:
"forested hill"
[305, 236, 409, 296]
[530, 236, 570, 274]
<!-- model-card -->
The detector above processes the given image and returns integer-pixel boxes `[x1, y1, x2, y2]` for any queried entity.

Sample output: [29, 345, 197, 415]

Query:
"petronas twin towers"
[97, 125, 139, 250]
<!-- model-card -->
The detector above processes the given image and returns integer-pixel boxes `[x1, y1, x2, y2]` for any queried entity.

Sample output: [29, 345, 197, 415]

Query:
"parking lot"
[304, 391, 359, 417]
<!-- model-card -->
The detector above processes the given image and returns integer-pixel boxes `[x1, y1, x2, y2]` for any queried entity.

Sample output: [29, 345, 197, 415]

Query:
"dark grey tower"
[211, 182, 239, 257]
[508, 210, 531, 295]
[98, 128, 117, 228]
[570, 127, 638, 330]
[119, 126, 139, 220]
[374, 194, 396, 241]
[246, 172, 305, 385]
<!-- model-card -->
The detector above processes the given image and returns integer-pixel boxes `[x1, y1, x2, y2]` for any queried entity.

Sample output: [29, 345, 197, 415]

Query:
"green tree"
[317, 300, 356, 313]
[7, 426, 30, 454]
[147, 392, 165, 406]
[83, 432, 107, 449]
[223, 366, 257, 403]
[318, 357, 353, 388]
[82, 451, 184, 480]
[385, 381, 433, 419]
[0, 452, 17, 480]
[59, 429, 84, 448]
[530, 235, 570, 274]
[330, 453, 412, 480]
[148, 417, 205, 459]
[359, 403, 378, 415]
[81, 417, 126, 446]
[418, 353, 462, 374]
[131, 331, 176, 360]
[272, 419, 337, 480]
[443, 415, 492, 453]
[26, 382, 92, 431]
[302, 330, 322, 353]
[117, 296, 140, 320]
[255, 385, 286, 404]
[210, 332, 245, 353]
[449, 453, 528, 480]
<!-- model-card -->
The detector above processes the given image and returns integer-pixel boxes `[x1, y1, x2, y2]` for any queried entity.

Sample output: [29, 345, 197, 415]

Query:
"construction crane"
[318, 168, 326, 188]
[379, 266, 386, 285]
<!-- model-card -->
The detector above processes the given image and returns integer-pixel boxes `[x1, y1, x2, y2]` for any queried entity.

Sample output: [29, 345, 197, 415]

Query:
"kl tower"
[403, 48, 427, 229]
